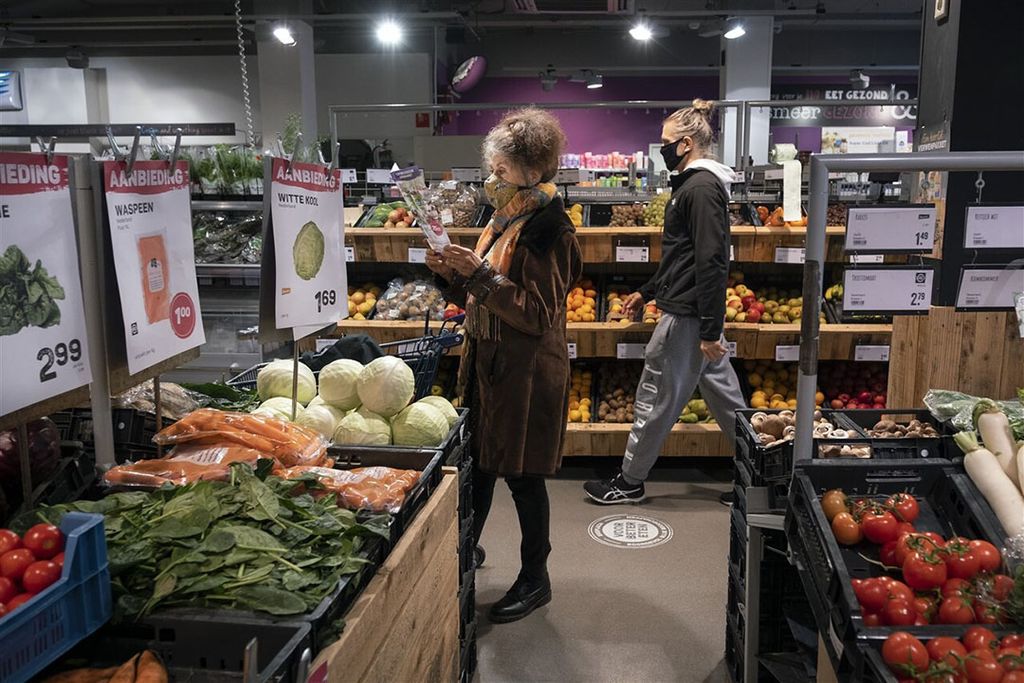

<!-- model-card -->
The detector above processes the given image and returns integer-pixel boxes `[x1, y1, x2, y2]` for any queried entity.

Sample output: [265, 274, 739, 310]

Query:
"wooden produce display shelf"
[344, 225, 849, 264]
[331, 320, 893, 361]
[309, 469, 459, 683]
[563, 422, 731, 458]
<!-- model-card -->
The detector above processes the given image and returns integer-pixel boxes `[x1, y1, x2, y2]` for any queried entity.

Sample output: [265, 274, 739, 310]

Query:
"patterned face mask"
[483, 173, 525, 209]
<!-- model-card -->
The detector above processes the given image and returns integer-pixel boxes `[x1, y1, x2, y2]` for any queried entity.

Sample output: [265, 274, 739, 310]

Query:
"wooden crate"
[562, 422, 732, 457]
[887, 306, 1024, 407]
[308, 470, 460, 683]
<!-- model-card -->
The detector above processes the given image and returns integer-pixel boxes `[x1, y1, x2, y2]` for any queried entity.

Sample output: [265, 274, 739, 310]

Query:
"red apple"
[746, 309, 762, 323]
[873, 403, 885, 409]
[857, 391, 873, 404]
[838, 393, 851, 402]
[740, 295, 757, 310]
[727, 299, 743, 310]
[749, 302, 765, 314]
[873, 394, 886, 404]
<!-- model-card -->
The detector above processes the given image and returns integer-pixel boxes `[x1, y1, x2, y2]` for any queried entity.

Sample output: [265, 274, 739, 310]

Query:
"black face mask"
[660, 137, 689, 173]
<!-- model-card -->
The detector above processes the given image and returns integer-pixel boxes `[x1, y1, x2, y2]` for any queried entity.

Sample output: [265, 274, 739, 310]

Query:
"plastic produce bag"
[421, 180, 479, 227]
[102, 444, 271, 488]
[281, 465, 421, 513]
[390, 166, 451, 251]
[924, 389, 1024, 441]
[153, 408, 329, 467]
[113, 381, 200, 421]
[374, 278, 446, 321]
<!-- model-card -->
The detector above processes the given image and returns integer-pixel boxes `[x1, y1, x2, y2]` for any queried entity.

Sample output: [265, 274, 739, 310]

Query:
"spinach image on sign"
[0, 245, 65, 336]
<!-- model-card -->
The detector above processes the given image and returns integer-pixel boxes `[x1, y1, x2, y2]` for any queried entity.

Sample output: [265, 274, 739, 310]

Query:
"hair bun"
[691, 99, 714, 117]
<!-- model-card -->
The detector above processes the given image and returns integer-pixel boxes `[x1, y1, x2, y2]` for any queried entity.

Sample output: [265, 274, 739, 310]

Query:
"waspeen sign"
[770, 85, 917, 127]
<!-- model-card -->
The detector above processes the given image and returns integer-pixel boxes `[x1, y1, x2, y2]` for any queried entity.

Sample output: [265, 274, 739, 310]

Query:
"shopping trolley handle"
[436, 332, 465, 349]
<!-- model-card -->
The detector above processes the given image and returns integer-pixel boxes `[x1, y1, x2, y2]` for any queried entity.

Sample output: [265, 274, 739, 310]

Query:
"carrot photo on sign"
[136, 231, 169, 324]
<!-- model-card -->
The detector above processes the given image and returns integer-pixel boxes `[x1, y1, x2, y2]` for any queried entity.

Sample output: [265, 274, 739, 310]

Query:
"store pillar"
[720, 16, 773, 166]
[255, 11, 318, 147]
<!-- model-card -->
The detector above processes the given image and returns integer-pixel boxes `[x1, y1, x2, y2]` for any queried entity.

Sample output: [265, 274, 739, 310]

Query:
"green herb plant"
[0, 245, 65, 337]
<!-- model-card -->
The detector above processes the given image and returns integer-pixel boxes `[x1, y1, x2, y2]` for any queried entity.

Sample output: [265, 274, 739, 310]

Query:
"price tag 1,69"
[775, 345, 800, 362]
[964, 205, 1024, 249]
[616, 246, 649, 263]
[616, 343, 646, 359]
[567, 342, 577, 360]
[843, 268, 934, 313]
[407, 247, 427, 264]
[855, 345, 890, 362]
[845, 205, 937, 252]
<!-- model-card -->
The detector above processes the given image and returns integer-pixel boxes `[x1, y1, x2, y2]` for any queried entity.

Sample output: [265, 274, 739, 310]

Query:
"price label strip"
[955, 267, 1024, 311]
[963, 205, 1024, 249]
[854, 345, 890, 362]
[264, 158, 346, 333]
[616, 343, 646, 359]
[850, 254, 885, 264]
[845, 204, 937, 252]
[774, 345, 800, 362]
[0, 152, 93, 416]
[616, 246, 649, 263]
[103, 160, 205, 375]
[842, 267, 934, 314]
[365, 168, 393, 185]
[774, 247, 805, 264]
[315, 338, 335, 352]
[451, 167, 482, 183]
[407, 247, 427, 264]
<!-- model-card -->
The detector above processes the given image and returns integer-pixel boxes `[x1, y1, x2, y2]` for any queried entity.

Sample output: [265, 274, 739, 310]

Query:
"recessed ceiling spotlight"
[376, 19, 403, 45]
[272, 25, 296, 46]
[723, 17, 746, 40]
[629, 22, 654, 41]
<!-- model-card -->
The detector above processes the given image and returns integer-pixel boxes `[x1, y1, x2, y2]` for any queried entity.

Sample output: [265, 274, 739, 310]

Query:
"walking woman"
[426, 107, 582, 623]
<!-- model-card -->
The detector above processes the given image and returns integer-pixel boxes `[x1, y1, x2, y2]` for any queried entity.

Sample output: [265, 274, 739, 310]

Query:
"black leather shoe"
[474, 545, 486, 569]
[488, 578, 552, 624]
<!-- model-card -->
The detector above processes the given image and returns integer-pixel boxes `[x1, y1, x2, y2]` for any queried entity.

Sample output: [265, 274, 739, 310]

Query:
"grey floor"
[473, 465, 733, 683]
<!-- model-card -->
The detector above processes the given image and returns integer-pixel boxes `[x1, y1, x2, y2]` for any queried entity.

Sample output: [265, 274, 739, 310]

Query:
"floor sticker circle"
[587, 514, 674, 549]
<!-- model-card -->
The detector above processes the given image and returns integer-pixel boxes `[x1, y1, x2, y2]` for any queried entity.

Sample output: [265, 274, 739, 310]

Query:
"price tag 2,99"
[964, 205, 1024, 249]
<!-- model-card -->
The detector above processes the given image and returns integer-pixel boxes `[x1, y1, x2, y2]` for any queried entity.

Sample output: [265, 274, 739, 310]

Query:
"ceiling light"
[272, 25, 296, 46]
[586, 72, 603, 89]
[723, 18, 746, 39]
[629, 23, 654, 41]
[376, 19, 403, 45]
[539, 66, 558, 91]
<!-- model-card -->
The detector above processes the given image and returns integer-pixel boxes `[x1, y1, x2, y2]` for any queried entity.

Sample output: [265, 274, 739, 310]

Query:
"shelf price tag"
[616, 246, 649, 263]
[774, 345, 800, 362]
[729, 244, 735, 261]
[616, 343, 646, 359]
[854, 345, 890, 362]
[339, 168, 357, 184]
[843, 268, 934, 313]
[774, 247, 805, 264]
[104, 160, 205, 374]
[407, 247, 427, 264]
[0, 153, 93, 416]
[955, 267, 1024, 310]
[850, 254, 885, 264]
[366, 168, 393, 185]
[451, 167, 482, 182]
[344, 246, 355, 263]
[315, 338, 335, 352]
[264, 158, 346, 335]
[726, 341, 737, 358]
[845, 205, 937, 252]
[567, 342, 577, 359]
[964, 205, 1024, 249]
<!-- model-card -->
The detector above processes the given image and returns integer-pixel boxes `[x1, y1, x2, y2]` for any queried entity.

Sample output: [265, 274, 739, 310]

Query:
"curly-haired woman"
[426, 108, 582, 623]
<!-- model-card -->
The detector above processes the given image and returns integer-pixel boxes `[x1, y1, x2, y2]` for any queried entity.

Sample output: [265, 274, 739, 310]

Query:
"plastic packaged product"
[112, 381, 200, 420]
[137, 231, 170, 324]
[101, 443, 270, 488]
[281, 465, 421, 513]
[421, 180, 479, 227]
[374, 278, 446, 321]
[153, 408, 329, 467]
[389, 166, 452, 251]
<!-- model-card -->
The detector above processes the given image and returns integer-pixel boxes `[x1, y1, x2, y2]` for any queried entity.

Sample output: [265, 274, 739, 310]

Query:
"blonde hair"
[664, 99, 716, 152]
[483, 107, 567, 183]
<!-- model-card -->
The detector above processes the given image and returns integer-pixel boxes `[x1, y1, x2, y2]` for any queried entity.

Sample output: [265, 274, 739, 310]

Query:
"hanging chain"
[975, 171, 985, 203]
[235, 0, 255, 148]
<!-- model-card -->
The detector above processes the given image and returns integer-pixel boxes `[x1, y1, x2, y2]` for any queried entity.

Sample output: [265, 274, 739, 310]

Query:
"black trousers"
[472, 462, 551, 583]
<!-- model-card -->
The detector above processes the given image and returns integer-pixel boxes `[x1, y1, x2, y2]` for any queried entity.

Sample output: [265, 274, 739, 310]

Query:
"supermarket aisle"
[474, 465, 733, 683]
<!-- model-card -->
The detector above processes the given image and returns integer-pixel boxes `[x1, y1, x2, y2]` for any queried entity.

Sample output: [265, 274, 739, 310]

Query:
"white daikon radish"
[974, 400, 1020, 487]
[956, 431, 1024, 537]
[1018, 443, 1024, 497]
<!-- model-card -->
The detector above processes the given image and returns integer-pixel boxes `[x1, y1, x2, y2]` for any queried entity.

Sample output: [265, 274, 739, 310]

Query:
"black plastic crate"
[458, 456, 473, 523]
[736, 409, 863, 485]
[32, 444, 97, 507]
[459, 513, 475, 577]
[729, 505, 747, 588]
[787, 460, 1010, 669]
[460, 567, 475, 627]
[331, 408, 468, 469]
[733, 481, 747, 519]
[52, 408, 95, 443]
[725, 608, 744, 683]
[56, 613, 313, 683]
[832, 408, 950, 461]
[460, 618, 478, 683]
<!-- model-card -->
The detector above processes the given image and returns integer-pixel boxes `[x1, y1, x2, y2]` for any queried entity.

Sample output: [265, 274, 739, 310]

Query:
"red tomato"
[945, 541, 982, 581]
[832, 512, 863, 545]
[1002, 636, 1024, 650]
[938, 596, 975, 625]
[0, 576, 16, 604]
[927, 637, 968, 668]
[51, 552, 64, 569]
[923, 532, 946, 546]
[943, 578, 972, 598]
[964, 627, 999, 653]
[882, 632, 929, 673]
[990, 574, 1014, 602]
[904, 552, 949, 591]
[0, 604, 5, 617]
[968, 540, 1002, 574]
[884, 598, 918, 626]
[863, 611, 883, 627]
[887, 580, 916, 604]
[896, 522, 916, 537]
[1003, 673, 1024, 683]
[964, 649, 1004, 683]
[21, 524, 63, 561]
[887, 493, 921, 524]
[880, 540, 900, 567]
[0, 530, 21, 555]
[973, 599, 1007, 625]
[897, 533, 942, 566]
[21, 561, 60, 594]
[996, 647, 1024, 671]
[863, 510, 901, 544]
[0, 549, 36, 583]
[912, 596, 936, 621]
[855, 578, 890, 612]
[4, 593, 33, 612]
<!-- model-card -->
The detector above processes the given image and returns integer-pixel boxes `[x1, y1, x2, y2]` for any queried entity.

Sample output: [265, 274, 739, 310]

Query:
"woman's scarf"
[465, 182, 557, 340]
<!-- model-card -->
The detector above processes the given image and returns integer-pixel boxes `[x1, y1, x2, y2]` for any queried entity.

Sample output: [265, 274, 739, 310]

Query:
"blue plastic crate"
[0, 512, 111, 683]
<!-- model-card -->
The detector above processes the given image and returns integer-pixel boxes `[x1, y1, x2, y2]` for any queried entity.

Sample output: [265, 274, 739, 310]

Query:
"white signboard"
[821, 126, 897, 155]
[955, 268, 1024, 310]
[775, 247, 805, 264]
[366, 168, 393, 185]
[616, 343, 646, 359]
[616, 246, 649, 263]
[775, 345, 800, 362]
[843, 268, 933, 313]
[855, 345, 890, 362]
[339, 168, 357, 184]
[964, 206, 1024, 249]
[407, 247, 427, 264]
[0, 153, 92, 415]
[269, 158, 345, 330]
[845, 205, 936, 251]
[451, 167, 482, 183]
[104, 160, 205, 374]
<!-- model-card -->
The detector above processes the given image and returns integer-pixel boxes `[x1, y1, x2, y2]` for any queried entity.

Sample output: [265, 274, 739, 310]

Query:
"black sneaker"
[718, 491, 735, 507]
[583, 473, 646, 504]
[474, 545, 486, 569]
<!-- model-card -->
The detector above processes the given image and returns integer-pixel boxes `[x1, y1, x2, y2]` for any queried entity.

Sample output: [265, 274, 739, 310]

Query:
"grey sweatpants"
[622, 313, 746, 483]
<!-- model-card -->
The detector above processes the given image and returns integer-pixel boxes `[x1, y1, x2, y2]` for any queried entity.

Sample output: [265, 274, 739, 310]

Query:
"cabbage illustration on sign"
[292, 221, 325, 280]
